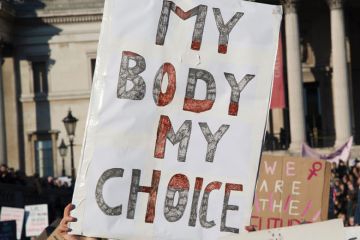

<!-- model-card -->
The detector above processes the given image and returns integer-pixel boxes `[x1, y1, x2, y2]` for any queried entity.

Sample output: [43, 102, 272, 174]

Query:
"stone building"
[0, 0, 359, 177]
[0, 0, 102, 177]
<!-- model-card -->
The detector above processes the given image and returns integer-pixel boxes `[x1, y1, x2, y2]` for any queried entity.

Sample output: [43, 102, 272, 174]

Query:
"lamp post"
[58, 139, 68, 176]
[62, 110, 78, 180]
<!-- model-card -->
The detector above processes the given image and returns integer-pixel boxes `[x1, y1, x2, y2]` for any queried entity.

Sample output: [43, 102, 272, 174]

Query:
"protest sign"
[345, 227, 360, 240]
[0, 220, 17, 240]
[70, 0, 282, 239]
[222, 219, 345, 240]
[251, 155, 331, 230]
[0, 207, 24, 239]
[25, 204, 49, 237]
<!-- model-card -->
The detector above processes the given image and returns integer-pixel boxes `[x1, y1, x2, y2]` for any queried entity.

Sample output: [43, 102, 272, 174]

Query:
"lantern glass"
[63, 110, 78, 137]
[58, 139, 68, 157]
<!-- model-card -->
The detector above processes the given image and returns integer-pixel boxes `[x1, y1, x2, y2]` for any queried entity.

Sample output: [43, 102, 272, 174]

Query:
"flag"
[270, 33, 285, 109]
[301, 137, 353, 165]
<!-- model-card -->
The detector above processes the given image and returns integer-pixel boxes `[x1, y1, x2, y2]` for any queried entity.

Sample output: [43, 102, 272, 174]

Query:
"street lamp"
[58, 139, 68, 176]
[62, 110, 78, 180]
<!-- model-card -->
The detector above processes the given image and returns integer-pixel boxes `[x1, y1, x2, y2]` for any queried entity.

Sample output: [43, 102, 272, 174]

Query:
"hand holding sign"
[58, 204, 79, 240]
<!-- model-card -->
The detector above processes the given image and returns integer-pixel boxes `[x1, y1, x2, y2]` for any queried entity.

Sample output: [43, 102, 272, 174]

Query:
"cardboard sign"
[0, 220, 17, 240]
[222, 219, 345, 240]
[345, 227, 360, 240]
[70, 0, 282, 239]
[0, 207, 25, 239]
[251, 155, 331, 230]
[25, 204, 49, 237]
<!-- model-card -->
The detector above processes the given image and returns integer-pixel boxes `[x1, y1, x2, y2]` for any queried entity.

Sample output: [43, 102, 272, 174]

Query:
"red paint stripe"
[157, 63, 176, 106]
[154, 115, 171, 159]
[204, 181, 222, 193]
[144, 170, 161, 223]
[311, 210, 321, 222]
[283, 195, 292, 212]
[194, 177, 203, 191]
[228, 102, 239, 116]
[301, 200, 312, 218]
[168, 174, 190, 190]
[218, 44, 228, 54]
[175, 7, 191, 19]
[269, 192, 274, 211]
[183, 98, 214, 113]
[225, 183, 243, 194]
[123, 51, 137, 57]
[191, 41, 201, 50]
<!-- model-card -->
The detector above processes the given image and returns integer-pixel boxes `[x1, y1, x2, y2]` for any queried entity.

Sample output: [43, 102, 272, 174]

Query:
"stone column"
[328, 0, 352, 146]
[0, 40, 7, 164]
[282, 0, 306, 151]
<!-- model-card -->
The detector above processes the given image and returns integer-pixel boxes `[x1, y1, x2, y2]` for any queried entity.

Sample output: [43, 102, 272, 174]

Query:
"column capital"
[327, 0, 344, 10]
[281, 0, 299, 14]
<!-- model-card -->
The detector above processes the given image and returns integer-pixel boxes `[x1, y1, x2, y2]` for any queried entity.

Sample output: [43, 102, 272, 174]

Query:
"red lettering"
[183, 98, 214, 113]
[156, 63, 176, 106]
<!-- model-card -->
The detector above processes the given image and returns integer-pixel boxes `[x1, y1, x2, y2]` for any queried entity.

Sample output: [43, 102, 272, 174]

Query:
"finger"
[63, 203, 75, 218]
[63, 216, 77, 223]
[58, 225, 69, 233]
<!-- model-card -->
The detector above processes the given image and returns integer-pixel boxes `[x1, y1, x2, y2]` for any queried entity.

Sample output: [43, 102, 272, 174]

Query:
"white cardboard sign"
[222, 219, 345, 240]
[71, 0, 282, 239]
[25, 204, 49, 237]
[345, 227, 360, 240]
[0, 207, 25, 239]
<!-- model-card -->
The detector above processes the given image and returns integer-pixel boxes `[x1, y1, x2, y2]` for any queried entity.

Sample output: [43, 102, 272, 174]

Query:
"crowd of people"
[331, 159, 360, 226]
[0, 163, 72, 190]
[3, 159, 360, 229]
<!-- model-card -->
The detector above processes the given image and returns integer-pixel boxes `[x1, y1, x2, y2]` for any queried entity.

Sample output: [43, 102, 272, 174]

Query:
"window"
[34, 140, 53, 177]
[91, 58, 96, 80]
[32, 62, 48, 94]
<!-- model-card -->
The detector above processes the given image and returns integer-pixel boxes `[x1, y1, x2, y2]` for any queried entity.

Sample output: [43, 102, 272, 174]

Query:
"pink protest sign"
[251, 155, 331, 230]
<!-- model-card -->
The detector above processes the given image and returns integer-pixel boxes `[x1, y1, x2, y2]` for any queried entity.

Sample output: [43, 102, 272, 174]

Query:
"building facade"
[0, 0, 359, 177]
[264, 0, 360, 157]
[0, 0, 102, 177]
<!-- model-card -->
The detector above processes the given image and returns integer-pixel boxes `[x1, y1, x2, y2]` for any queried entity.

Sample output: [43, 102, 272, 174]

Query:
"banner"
[70, 0, 282, 239]
[270, 33, 285, 109]
[302, 137, 353, 165]
[0, 207, 24, 240]
[251, 155, 331, 230]
[222, 219, 345, 240]
[25, 204, 49, 237]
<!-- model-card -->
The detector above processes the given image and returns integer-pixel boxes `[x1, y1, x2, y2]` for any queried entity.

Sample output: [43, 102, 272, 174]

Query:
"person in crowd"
[332, 159, 360, 225]
[0, 164, 72, 189]
[0, 164, 11, 183]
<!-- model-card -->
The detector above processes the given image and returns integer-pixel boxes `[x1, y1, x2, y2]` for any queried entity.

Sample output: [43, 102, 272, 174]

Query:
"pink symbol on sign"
[307, 162, 322, 180]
